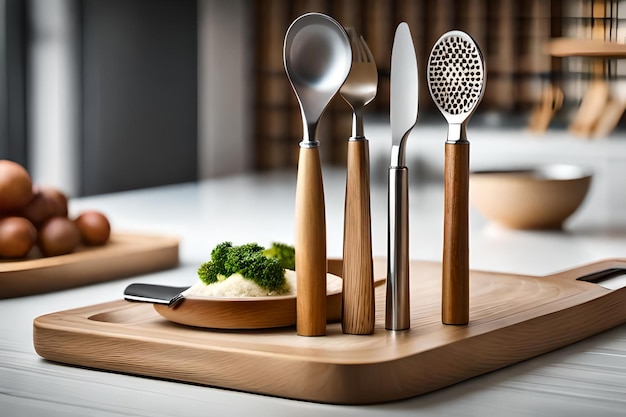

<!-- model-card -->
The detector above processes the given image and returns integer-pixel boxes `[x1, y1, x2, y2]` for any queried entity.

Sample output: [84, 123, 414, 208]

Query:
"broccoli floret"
[223, 242, 264, 274]
[197, 241, 232, 284]
[197, 260, 222, 285]
[263, 242, 296, 270]
[197, 242, 287, 291]
[210, 241, 232, 271]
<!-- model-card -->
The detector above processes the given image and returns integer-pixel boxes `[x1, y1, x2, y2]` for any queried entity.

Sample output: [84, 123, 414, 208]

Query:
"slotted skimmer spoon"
[284, 13, 352, 336]
[427, 30, 486, 325]
[339, 28, 378, 335]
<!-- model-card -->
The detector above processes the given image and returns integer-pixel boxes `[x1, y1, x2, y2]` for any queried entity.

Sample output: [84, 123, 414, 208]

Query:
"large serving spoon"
[284, 13, 351, 336]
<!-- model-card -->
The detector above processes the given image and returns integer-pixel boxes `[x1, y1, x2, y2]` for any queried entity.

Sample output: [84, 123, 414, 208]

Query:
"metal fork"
[339, 28, 378, 335]
[340, 28, 378, 138]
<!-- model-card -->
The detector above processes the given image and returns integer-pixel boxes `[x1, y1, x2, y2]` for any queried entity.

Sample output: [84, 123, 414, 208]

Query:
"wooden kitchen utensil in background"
[592, 76, 626, 138]
[527, 84, 564, 134]
[592, 99, 626, 138]
[569, 79, 610, 137]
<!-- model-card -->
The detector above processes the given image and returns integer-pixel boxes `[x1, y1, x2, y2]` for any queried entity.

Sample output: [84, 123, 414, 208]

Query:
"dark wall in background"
[81, 0, 197, 195]
[0, 0, 27, 166]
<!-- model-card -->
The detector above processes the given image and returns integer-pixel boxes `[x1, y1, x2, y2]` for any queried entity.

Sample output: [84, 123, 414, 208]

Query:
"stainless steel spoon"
[283, 13, 351, 336]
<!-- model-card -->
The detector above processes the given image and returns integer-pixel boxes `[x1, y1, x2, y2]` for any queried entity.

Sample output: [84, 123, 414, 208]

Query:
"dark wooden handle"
[442, 142, 470, 325]
[295, 146, 327, 336]
[342, 140, 374, 335]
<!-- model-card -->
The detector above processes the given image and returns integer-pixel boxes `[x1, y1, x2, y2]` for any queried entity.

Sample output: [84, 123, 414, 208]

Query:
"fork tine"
[355, 35, 367, 62]
[345, 27, 361, 62]
[360, 35, 375, 64]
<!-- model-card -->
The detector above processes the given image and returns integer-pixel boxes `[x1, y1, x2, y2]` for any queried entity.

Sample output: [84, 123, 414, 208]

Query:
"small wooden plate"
[153, 259, 386, 329]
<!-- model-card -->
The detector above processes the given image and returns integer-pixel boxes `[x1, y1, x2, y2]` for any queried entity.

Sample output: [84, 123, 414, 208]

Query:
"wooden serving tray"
[1, 233, 179, 298]
[33, 258, 626, 405]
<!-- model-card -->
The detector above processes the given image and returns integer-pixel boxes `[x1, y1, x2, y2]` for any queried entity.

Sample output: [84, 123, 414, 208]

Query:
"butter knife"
[386, 22, 418, 331]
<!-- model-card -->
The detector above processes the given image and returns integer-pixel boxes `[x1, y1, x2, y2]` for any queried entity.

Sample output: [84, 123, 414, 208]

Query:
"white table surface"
[2, 167, 626, 416]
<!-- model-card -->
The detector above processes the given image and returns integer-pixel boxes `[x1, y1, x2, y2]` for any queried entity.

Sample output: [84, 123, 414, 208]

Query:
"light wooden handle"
[342, 140, 374, 335]
[442, 142, 470, 325]
[295, 146, 327, 336]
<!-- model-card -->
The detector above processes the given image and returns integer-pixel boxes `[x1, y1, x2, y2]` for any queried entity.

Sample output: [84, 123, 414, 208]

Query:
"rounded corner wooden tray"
[33, 258, 626, 405]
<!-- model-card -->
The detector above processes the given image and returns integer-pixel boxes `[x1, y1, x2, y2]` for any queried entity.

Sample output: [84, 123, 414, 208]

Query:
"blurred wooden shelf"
[547, 38, 626, 58]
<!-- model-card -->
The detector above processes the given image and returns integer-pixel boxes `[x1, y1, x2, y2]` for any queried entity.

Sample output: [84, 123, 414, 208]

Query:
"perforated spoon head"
[284, 13, 352, 144]
[427, 31, 486, 128]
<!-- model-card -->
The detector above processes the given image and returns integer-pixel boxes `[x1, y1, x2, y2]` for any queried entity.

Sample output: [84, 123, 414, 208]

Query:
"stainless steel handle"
[386, 166, 410, 330]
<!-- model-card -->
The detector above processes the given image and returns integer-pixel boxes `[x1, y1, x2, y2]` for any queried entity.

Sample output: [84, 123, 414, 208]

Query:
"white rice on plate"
[184, 269, 297, 297]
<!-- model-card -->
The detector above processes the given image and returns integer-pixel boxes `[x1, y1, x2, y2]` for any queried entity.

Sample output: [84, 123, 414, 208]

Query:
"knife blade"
[390, 22, 418, 168]
[386, 22, 418, 331]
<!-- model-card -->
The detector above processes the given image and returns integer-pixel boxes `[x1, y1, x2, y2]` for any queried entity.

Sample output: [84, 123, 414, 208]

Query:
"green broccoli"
[263, 242, 296, 270]
[197, 241, 295, 292]
[197, 241, 232, 284]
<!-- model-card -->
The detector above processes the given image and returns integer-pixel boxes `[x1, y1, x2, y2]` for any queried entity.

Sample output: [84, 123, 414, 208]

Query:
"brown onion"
[0, 216, 37, 258]
[0, 160, 33, 212]
[74, 211, 111, 245]
[37, 216, 81, 256]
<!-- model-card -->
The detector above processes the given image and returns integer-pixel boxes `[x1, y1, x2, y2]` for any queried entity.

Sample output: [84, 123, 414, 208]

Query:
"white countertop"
[2, 168, 626, 416]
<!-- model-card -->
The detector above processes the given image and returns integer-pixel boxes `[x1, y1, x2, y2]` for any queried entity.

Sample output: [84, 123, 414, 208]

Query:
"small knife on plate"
[386, 22, 418, 331]
[124, 283, 188, 307]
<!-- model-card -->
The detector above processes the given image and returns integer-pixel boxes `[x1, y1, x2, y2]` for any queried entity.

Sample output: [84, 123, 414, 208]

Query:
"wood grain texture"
[295, 146, 327, 336]
[443, 143, 470, 325]
[342, 140, 374, 335]
[33, 258, 626, 405]
[0, 233, 179, 298]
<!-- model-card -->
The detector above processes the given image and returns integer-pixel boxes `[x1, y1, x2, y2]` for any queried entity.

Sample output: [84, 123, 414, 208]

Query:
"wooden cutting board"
[1, 233, 179, 298]
[33, 258, 626, 405]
